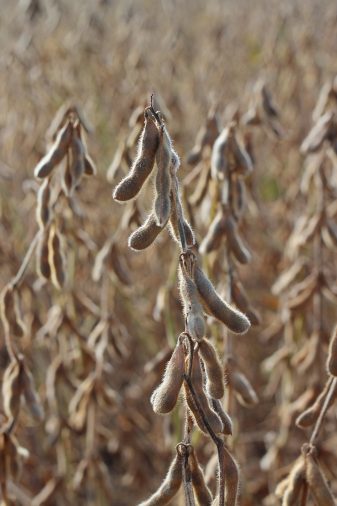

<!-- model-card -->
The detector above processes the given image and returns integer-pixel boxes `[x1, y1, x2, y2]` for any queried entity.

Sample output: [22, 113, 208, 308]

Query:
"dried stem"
[310, 376, 337, 445]
[11, 230, 42, 288]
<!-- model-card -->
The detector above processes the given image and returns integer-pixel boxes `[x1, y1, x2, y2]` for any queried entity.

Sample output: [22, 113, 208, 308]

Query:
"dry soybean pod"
[189, 447, 213, 506]
[199, 339, 224, 399]
[199, 211, 226, 254]
[281, 457, 305, 506]
[296, 377, 334, 428]
[138, 450, 183, 506]
[128, 212, 168, 251]
[185, 352, 223, 435]
[228, 362, 258, 406]
[327, 325, 337, 376]
[2, 358, 23, 421]
[178, 260, 205, 342]
[70, 124, 85, 188]
[48, 224, 66, 289]
[211, 128, 230, 180]
[304, 445, 336, 506]
[113, 108, 159, 202]
[211, 399, 233, 435]
[151, 341, 185, 414]
[34, 121, 72, 179]
[193, 264, 250, 334]
[0, 284, 25, 337]
[36, 226, 51, 280]
[225, 216, 251, 264]
[169, 175, 195, 247]
[214, 447, 239, 506]
[36, 179, 51, 229]
[154, 123, 172, 226]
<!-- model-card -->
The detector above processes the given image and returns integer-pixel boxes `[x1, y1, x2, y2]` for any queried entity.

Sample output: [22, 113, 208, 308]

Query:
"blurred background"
[1, 0, 337, 505]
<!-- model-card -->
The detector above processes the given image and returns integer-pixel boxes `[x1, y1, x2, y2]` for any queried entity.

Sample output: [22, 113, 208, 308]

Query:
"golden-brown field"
[1, 1, 337, 505]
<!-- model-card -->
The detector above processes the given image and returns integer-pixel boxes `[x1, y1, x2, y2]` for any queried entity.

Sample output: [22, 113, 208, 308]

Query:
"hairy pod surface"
[189, 447, 213, 506]
[193, 265, 250, 334]
[113, 111, 159, 202]
[199, 339, 224, 399]
[154, 125, 172, 226]
[178, 264, 205, 341]
[128, 212, 167, 251]
[185, 353, 223, 435]
[151, 342, 185, 414]
[138, 451, 183, 506]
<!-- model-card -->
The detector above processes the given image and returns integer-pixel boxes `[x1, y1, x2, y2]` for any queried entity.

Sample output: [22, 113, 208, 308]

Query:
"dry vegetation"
[1, 0, 337, 505]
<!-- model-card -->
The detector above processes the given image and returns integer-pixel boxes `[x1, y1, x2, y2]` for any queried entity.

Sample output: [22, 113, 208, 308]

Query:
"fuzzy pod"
[113, 110, 159, 202]
[193, 265, 250, 334]
[189, 447, 213, 506]
[229, 366, 258, 406]
[211, 399, 233, 435]
[154, 125, 172, 226]
[34, 121, 73, 179]
[281, 458, 305, 506]
[231, 135, 253, 175]
[36, 179, 51, 229]
[22, 365, 44, 421]
[214, 447, 240, 506]
[2, 359, 23, 421]
[327, 325, 337, 376]
[304, 447, 336, 506]
[199, 211, 226, 254]
[150, 342, 185, 414]
[0, 284, 25, 337]
[211, 128, 230, 180]
[185, 353, 223, 435]
[231, 277, 260, 326]
[169, 175, 195, 247]
[69, 127, 85, 188]
[36, 227, 51, 280]
[199, 339, 224, 399]
[128, 212, 167, 251]
[178, 264, 206, 341]
[296, 379, 336, 428]
[138, 451, 183, 506]
[189, 165, 211, 207]
[225, 216, 251, 264]
[48, 225, 66, 289]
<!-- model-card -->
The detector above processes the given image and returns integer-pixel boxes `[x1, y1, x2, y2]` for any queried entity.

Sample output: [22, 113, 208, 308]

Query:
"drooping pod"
[178, 258, 205, 342]
[113, 109, 159, 202]
[193, 264, 250, 334]
[225, 358, 258, 406]
[69, 124, 85, 189]
[211, 399, 233, 435]
[211, 127, 230, 181]
[189, 447, 213, 506]
[0, 284, 26, 337]
[199, 211, 226, 254]
[199, 339, 224, 399]
[36, 179, 51, 229]
[169, 174, 195, 248]
[150, 341, 185, 414]
[154, 123, 172, 226]
[128, 212, 168, 251]
[36, 226, 51, 280]
[231, 276, 260, 326]
[34, 121, 73, 179]
[213, 447, 239, 506]
[327, 325, 337, 376]
[304, 445, 336, 506]
[2, 358, 23, 421]
[280, 457, 306, 506]
[225, 215, 251, 264]
[296, 378, 336, 428]
[184, 352, 223, 435]
[48, 224, 66, 289]
[138, 450, 183, 506]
